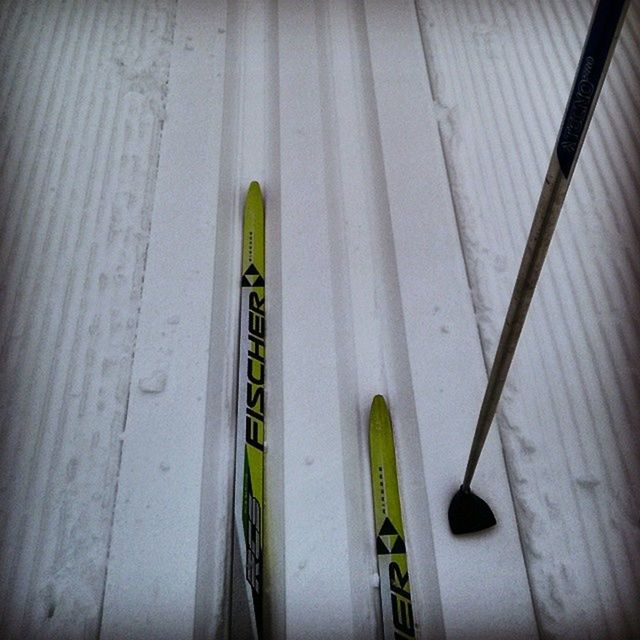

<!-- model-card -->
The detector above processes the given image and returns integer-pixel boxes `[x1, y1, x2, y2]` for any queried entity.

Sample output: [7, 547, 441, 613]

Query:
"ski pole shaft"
[462, 0, 629, 489]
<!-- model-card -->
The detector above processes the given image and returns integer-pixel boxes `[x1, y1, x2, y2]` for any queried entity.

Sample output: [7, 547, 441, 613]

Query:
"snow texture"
[0, 1, 638, 639]
[0, 1, 176, 637]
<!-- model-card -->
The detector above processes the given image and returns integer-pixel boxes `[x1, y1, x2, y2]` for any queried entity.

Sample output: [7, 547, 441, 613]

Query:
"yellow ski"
[369, 395, 415, 639]
[234, 181, 265, 638]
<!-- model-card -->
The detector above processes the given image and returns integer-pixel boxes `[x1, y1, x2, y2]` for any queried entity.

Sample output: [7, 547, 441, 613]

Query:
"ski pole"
[449, 0, 630, 535]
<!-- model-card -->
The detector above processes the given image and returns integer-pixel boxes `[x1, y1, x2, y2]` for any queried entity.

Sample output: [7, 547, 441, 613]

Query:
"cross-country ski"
[234, 181, 266, 639]
[369, 395, 415, 640]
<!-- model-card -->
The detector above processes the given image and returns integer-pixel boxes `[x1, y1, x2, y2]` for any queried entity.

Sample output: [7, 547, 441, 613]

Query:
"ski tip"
[448, 485, 497, 535]
[370, 394, 390, 421]
[370, 395, 391, 434]
[247, 180, 263, 203]
[245, 181, 264, 218]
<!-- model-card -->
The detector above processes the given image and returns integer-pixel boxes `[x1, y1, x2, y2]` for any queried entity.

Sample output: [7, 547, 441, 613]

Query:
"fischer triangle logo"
[376, 518, 406, 555]
[242, 264, 265, 287]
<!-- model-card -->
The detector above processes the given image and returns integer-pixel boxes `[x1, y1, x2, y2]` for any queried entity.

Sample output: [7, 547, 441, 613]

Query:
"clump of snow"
[138, 370, 168, 393]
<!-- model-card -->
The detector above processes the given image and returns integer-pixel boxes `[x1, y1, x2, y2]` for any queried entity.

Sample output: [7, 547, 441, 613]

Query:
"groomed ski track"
[0, 1, 638, 639]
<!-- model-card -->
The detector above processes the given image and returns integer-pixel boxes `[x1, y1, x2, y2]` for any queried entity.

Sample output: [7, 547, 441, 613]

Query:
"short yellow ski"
[234, 181, 265, 638]
[369, 395, 415, 639]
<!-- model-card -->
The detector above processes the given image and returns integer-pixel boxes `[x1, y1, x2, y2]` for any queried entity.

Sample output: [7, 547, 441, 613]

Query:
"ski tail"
[369, 395, 415, 640]
[234, 181, 266, 639]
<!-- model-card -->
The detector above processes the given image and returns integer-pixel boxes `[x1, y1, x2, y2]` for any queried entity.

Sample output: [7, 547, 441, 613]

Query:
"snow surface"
[0, 1, 638, 639]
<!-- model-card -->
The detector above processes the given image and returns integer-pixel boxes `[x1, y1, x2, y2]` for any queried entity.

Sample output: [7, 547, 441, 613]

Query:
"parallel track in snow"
[0, 1, 177, 636]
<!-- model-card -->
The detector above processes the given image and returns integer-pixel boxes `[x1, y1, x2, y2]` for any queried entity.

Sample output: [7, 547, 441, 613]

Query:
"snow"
[0, 1, 176, 637]
[138, 370, 168, 393]
[1, 1, 638, 639]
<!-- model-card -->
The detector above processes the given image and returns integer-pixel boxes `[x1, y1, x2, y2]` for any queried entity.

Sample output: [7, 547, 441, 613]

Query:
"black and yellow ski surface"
[234, 181, 265, 639]
[369, 395, 415, 640]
